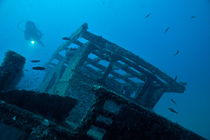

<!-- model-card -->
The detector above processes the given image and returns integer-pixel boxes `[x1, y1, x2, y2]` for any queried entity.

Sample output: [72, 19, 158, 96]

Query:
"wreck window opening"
[139, 65, 152, 75]
[114, 78, 126, 84]
[77, 37, 89, 44]
[106, 68, 140, 97]
[113, 68, 127, 76]
[107, 73, 115, 79]
[117, 60, 126, 66]
[86, 64, 103, 72]
[87, 125, 106, 140]
[130, 91, 137, 98]
[121, 56, 136, 65]
[92, 48, 111, 61]
[132, 84, 144, 98]
[105, 76, 124, 93]
[88, 53, 98, 60]
[156, 76, 167, 86]
[96, 115, 113, 126]
[80, 65, 103, 81]
[103, 100, 121, 115]
[50, 59, 59, 65]
[65, 50, 77, 63]
[67, 43, 80, 49]
[152, 80, 162, 88]
[79, 52, 110, 81]
[120, 84, 138, 97]
[135, 77, 154, 101]
[98, 59, 110, 69]
[58, 50, 66, 57]
[129, 77, 144, 84]
[120, 57, 152, 75]
[129, 66, 142, 75]
[112, 65, 120, 71]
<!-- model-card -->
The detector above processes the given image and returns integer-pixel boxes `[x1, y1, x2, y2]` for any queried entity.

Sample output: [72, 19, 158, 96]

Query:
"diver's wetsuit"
[24, 21, 44, 46]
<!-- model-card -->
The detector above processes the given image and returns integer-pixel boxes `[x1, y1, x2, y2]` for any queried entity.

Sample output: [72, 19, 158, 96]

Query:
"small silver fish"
[32, 66, 46, 70]
[145, 13, 151, 18]
[164, 27, 170, 33]
[170, 98, 177, 105]
[191, 16, 197, 19]
[31, 60, 40, 63]
[174, 50, 180, 56]
[168, 107, 178, 114]
[62, 37, 70, 40]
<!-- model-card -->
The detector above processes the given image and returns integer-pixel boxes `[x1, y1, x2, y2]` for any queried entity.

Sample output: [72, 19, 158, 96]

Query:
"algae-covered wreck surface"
[0, 24, 206, 140]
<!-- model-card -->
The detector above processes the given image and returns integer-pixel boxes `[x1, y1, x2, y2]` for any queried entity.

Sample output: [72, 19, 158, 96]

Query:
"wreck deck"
[0, 89, 205, 140]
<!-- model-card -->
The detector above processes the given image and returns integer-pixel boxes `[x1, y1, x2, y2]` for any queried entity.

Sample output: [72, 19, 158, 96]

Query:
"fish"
[170, 98, 177, 105]
[62, 37, 70, 40]
[168, 107, 178, 114]
[32, 66, 46, 70]
[164, 27, 170, 33]
[174, 50, 180, 56]
[31, 60, 40, 63]
[145, 13, 151, 18]
[191, 16, 197, 19]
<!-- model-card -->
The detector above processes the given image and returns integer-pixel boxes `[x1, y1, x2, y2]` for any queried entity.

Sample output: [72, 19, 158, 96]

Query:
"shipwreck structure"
[39, 23, 186, 125]
[0, 24, 205, 140]
[40, 23, 185, 107]
[0, 51, 25, 91]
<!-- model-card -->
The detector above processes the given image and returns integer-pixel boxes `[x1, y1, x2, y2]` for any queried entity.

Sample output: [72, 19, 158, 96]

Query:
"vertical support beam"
[101, 61, 114, 82]
[100, 55, 118, 83]
[136, 76, 166, 109]
[52, 43, 93, 96]
[139, 86, 165, 109]
[148, 87, 165, 108]
[39, 23, 88, 93]
[135, 76, 153, 101]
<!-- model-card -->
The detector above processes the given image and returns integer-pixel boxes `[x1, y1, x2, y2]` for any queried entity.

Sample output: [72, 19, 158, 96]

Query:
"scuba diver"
[24, 21, 44, 47]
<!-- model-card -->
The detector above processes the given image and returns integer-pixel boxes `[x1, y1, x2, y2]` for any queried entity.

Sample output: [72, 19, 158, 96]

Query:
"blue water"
[0, 0, 210, 139]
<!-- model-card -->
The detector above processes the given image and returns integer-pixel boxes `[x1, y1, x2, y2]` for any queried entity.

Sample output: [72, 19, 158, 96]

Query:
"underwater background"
[0, 0, 209, 139]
